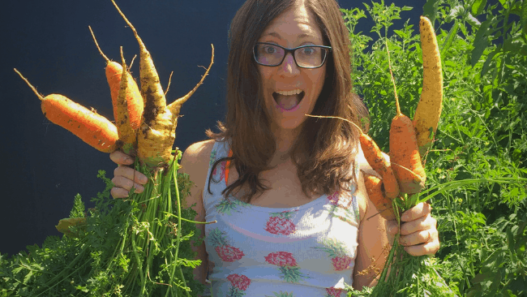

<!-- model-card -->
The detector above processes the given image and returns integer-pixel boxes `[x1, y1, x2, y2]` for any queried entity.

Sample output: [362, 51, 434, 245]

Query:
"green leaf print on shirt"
[209, 148, 217, 166]
[327, 193, 359, 226]
[313, 238, 353, 271]
[215, 197, 250, 215]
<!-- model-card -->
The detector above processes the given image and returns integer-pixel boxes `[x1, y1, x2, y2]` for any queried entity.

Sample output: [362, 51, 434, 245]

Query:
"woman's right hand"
[109, 150, 148, 198]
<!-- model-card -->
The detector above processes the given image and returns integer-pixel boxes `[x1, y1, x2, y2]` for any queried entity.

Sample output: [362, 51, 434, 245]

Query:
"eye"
[301, 47, 316, 55]
[263, 45, 277, 54]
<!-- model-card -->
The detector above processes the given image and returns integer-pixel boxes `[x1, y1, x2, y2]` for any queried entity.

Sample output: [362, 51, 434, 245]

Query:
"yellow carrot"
[111, 0, 214, 168]
[89, 26, 143, 147]
[413, 16, 443, 157]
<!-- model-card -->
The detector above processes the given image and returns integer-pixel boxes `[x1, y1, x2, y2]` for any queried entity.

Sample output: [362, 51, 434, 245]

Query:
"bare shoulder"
[180, 139, 215, 170]
[179, 139, 215, 209]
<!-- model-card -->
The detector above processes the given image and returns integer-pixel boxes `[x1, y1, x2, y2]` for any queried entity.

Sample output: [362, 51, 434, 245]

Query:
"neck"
[269, 125, 302, 166]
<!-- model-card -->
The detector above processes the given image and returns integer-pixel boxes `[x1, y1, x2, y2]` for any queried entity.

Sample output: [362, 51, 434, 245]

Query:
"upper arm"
[178, 139, 215, 284]
[353, 170, 391, 290]
[179, 139, 215, 216]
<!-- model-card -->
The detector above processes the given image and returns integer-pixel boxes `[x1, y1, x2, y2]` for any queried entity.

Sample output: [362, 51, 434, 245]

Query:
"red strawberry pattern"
[327, 191, 339, 205]
[227, 274, 251, 297]
[313, 238, 353, 271]
[264, 251, 298, 267]
[325, 287, 344, 297]
[331, 256, 353, 271]
[265, 210, 297, 235]
[215, 245, 245, 262]
[265, 251, 308, 283]
[208, 228, 244, 262]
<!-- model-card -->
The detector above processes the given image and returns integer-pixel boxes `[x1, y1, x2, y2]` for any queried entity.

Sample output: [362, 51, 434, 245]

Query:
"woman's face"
[257, 2, 327, 133]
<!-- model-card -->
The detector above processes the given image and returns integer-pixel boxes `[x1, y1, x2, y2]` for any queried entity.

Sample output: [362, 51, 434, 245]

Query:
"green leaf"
[423, 0, 439, 24]
[481, 48, 500, 77]
[441, 20, 459, 57]
[472, 0, 487, 16]
[472, 272, 492, 284]
[522, 0, 527, 36]
[507, 226, 516, 253]
[471, 18, 493, 66]
[69, 194, 85, 219]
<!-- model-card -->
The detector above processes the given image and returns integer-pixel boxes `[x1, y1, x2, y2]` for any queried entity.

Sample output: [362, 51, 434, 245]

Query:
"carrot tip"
[88, 26, 110, 63]
[14, 68, 45, 101]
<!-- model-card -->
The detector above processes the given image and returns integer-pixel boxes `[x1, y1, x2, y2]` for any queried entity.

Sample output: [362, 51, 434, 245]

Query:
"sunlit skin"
[109, 0, 440, 291]
[257, 2, 326, 148]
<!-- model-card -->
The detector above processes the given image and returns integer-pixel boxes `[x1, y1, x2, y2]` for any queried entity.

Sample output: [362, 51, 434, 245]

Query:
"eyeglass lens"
[255, 44, 327, 68]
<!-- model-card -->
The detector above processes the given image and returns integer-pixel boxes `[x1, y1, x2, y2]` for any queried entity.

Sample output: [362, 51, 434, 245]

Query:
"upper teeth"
[276, 89, 302, 96]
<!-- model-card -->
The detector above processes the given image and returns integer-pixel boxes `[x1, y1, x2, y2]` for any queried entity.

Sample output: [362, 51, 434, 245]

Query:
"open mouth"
[272, 90, 305, 111]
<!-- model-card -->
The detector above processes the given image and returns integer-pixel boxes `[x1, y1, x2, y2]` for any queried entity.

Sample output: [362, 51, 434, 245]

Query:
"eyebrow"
[262, 31, 318, 41]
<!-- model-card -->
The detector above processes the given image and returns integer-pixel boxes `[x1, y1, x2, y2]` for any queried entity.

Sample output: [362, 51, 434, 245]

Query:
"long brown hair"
[206, 0, 369, 202]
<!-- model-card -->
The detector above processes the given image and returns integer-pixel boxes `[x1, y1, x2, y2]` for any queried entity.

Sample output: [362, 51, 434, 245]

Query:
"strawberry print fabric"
[203, 140, 360, 296]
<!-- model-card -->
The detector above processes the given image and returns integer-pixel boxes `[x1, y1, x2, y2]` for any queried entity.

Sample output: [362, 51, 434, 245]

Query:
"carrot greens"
[0, 155, 206, 296]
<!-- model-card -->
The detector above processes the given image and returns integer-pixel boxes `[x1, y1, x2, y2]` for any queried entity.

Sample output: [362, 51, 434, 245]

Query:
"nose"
[281, 52, 300, 75]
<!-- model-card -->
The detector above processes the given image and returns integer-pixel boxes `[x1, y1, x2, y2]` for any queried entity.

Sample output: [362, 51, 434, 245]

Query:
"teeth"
[275, 89, 302, 96]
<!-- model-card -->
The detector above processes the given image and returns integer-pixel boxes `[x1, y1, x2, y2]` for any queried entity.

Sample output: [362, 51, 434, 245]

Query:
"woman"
[110, 0, 440, 295]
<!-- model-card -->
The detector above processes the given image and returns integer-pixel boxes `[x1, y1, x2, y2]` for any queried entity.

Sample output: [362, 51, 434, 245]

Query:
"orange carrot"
[15, 69, 118, 153]
[88, 26, 143, 146]
[111, 0, 214, 168]
[359, 134, 400, 199]
[385, 40, 426, 194]
[389, 114, 426, 194]
[304, 114, 400, 199]
[364, 173, 396, 220]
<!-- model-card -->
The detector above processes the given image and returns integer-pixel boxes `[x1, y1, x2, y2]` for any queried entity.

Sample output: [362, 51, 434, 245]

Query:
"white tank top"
[203, 139, 360, 296]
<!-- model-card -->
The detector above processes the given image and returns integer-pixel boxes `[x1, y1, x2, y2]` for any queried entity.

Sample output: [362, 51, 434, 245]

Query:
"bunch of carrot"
[309, 15, 441, 222]
[14, 0, 214, 295]
[307, 15, 444, 296]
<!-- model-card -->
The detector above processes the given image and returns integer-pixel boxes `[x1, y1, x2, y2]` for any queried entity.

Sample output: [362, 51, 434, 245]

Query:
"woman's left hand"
[387, 202, 440, 256]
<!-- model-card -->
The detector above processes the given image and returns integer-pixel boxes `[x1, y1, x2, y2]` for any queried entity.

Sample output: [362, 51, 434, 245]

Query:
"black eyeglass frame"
[253, 42, 332, 69]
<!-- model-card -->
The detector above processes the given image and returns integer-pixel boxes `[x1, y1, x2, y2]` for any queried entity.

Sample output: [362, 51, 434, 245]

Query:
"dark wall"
[1, 0, 425, 255]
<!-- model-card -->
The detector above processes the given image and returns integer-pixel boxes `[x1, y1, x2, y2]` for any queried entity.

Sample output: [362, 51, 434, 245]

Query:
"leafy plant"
[0, 152, 206, 297]
[341, 0, 527, 296]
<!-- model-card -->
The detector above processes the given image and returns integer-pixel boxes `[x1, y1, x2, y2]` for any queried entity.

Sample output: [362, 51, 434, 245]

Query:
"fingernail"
[125, 158, 134, 164]
[141, 176, 148, 184]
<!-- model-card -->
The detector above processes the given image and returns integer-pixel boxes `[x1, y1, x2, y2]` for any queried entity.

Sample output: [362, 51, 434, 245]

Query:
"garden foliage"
[342, 0, 527, 295]
[0, 154, 205, 296]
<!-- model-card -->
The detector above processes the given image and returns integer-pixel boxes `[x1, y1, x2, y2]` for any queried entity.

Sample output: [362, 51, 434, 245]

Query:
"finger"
[400, 202, 432, 222]
[399, 229, 434, 246]
[386, 220, 399, 235]
[114, 166, 148, 185]
[111, 187, 131, 199]
[112, 176, 145, 193]
[110, 150, 134, 165]
[403, 232, 440, 256]
[400, 214, 434, 235]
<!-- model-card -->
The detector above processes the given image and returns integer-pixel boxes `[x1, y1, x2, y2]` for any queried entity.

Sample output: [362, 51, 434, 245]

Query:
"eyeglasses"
[253, 42, 332, 69]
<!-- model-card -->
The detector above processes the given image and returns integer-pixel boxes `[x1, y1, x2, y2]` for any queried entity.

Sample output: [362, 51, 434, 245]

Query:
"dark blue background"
[0, 0, 424, 256]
